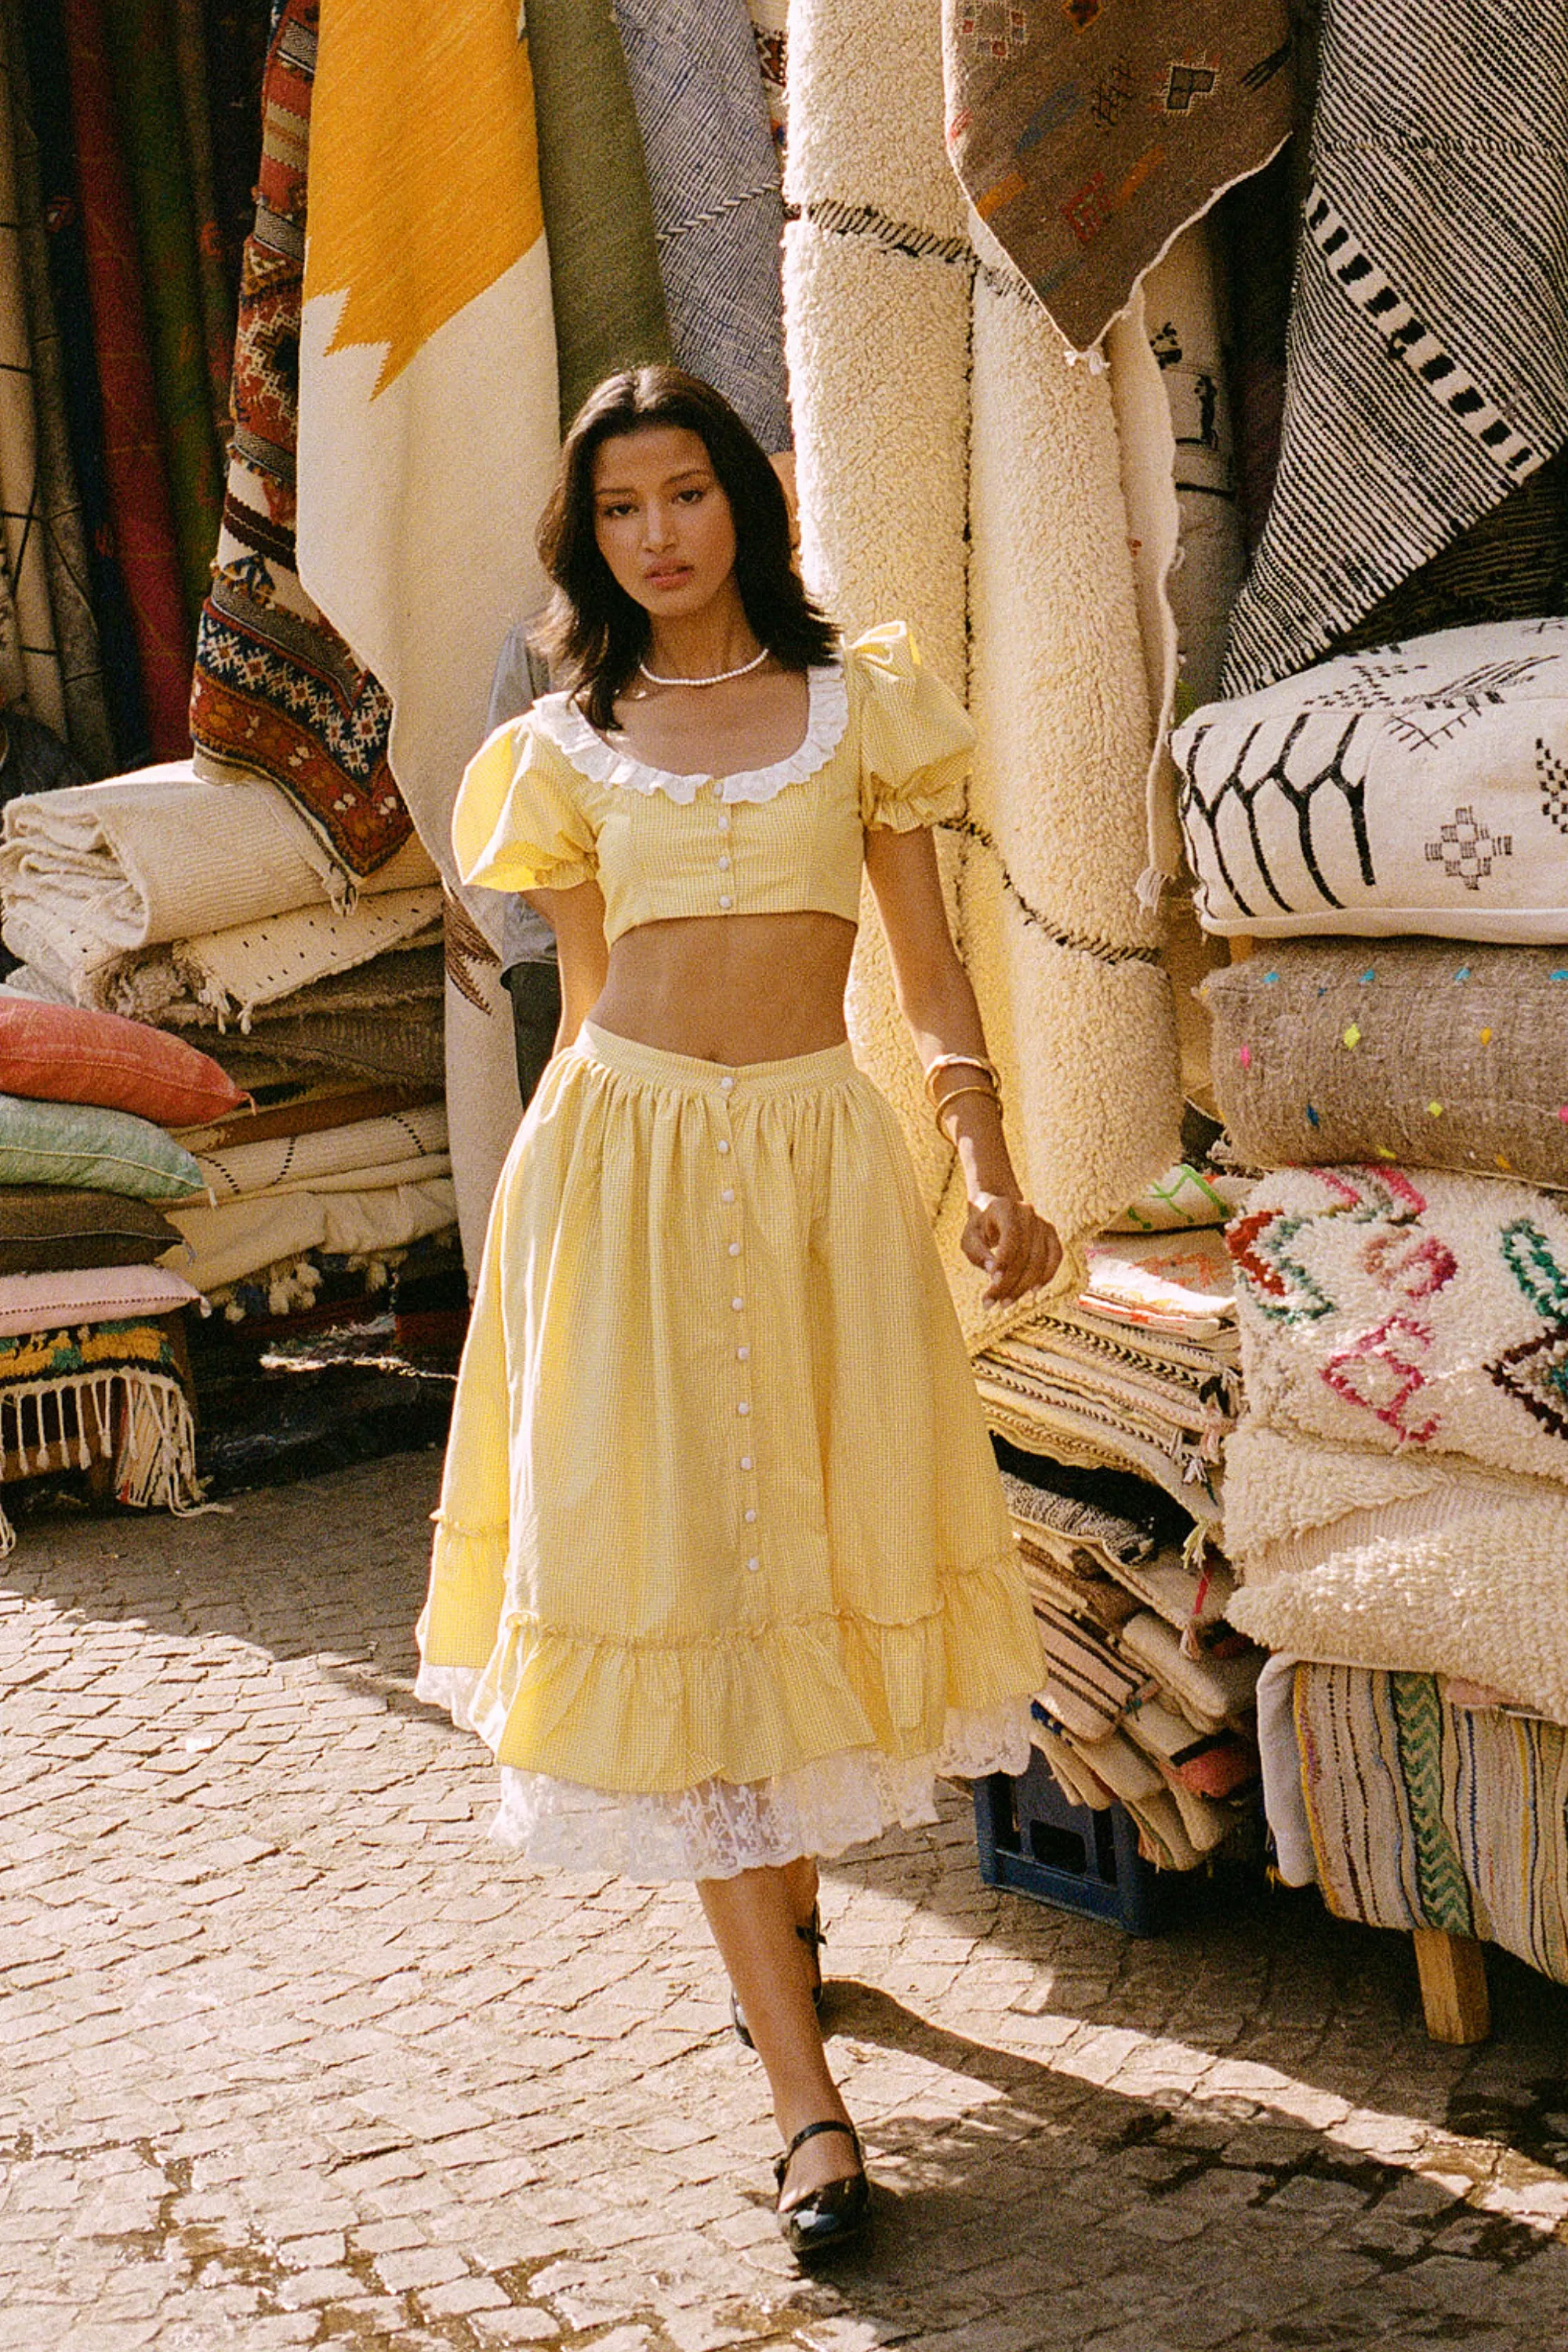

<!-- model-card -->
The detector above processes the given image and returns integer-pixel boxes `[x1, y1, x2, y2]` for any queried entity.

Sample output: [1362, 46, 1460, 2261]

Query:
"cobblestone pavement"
[5, 1453, 1568, 2352]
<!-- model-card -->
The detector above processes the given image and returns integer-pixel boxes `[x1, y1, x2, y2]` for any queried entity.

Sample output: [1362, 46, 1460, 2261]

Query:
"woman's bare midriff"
[590, 909, 858, 1064]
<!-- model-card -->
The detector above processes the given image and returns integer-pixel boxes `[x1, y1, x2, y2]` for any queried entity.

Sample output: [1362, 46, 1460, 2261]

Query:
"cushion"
[1108, 1163, 1250, 1232]
[0, 1263, 200, 1336]
[0, 1094, 204, 1200]
[0, 999, 244, 1123]
[1174, 614, 1568, 940]
[1205, 940, 1568, 1188]
[0, 1187, 179, 1274]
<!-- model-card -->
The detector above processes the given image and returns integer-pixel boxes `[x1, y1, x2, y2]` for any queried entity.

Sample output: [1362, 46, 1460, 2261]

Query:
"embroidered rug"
[1295, 1664, 1568, 1986]
[1228, 1163, 1568, 1488]
[528, 0, 670, 431]
[1206, 940, 1568, 1190]
[942, 0, 1294, 355]
[189, 0, 410, 879]
[1177, 615, 1568, 942]
[1222, 2, 1568, 693]
[613, 0, 789, 452]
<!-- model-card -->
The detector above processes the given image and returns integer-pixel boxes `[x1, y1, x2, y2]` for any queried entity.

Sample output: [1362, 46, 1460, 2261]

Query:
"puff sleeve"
[851, 621, 976, 830]
[451, 714, 599, 893]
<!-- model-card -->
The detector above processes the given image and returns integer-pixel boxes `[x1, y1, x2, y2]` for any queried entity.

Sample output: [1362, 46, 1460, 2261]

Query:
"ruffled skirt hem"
[414, 1662, 1033, 1880]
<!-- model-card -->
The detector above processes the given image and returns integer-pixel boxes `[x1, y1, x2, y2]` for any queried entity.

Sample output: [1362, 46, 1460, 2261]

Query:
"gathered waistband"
[575, 1020, 860, 1100]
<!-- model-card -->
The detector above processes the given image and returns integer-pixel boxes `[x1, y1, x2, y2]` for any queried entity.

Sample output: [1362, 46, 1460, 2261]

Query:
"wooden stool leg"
[1413, 1926, 1490, 2045]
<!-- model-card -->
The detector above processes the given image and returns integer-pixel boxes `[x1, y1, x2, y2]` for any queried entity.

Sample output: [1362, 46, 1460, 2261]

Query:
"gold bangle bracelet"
[934, 1081, 1002, 1139]
[923, 1051, 1001, 1105]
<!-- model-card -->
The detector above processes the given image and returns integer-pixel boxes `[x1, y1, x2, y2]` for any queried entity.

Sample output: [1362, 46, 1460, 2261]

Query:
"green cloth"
[172, 0, 237, 449]
[527, 0, 671, 434]
[100, 0, 225, 623]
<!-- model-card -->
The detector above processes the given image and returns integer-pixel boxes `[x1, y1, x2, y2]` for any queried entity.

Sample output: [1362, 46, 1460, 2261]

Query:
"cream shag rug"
[1224, 1422, 1568, 1729]
[785, 0, 1181, 1338]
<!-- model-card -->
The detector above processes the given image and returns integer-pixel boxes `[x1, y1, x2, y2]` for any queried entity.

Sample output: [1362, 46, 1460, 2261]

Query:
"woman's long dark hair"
[533, 366, 837, 731]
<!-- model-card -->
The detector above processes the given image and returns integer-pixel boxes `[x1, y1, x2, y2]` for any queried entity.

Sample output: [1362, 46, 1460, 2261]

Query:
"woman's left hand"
[962, 1192, 1063, 1303]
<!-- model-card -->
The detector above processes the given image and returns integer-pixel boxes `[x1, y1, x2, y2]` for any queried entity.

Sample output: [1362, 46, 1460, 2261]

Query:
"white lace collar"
[533, 662, 849, 806]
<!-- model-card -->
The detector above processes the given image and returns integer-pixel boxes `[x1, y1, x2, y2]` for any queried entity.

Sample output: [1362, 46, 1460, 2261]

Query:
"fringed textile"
[0, 1312, 202, 1555]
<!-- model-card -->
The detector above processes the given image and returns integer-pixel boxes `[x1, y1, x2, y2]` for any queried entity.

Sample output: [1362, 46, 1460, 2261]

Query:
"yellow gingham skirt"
[416, 1021, 1040, 1877]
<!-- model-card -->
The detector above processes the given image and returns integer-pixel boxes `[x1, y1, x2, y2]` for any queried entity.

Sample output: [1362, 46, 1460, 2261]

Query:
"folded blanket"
[191, 1100, 448, 1204]
[164, 1178, 458, 1294]
[1229, 1162, 1568, 1487]
[1206, 940, 1568, 1189]
[977, 1308, 1237, 1519]
[0, 762, 437, 988]
[1082, 1229, 1238, 1346]
[1222, 1421, 1568, 1725]
[5, 891, 443, 1023]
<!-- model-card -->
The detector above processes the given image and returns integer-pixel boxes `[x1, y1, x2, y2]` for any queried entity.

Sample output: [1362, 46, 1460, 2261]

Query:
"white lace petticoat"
[414, 1661, 1033, 1881]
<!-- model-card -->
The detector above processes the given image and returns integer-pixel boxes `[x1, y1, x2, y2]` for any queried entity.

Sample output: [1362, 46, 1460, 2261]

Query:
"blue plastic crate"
[973, 1742, 1167, 1936]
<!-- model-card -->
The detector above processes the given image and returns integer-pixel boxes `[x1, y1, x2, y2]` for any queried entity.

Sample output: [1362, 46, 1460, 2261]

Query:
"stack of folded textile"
[996, 1439, 1263, 1871]
[0, 997, 228, 1545]
[1175, 613, 1568, 1985]
[0, 760, 459, 1309]
[975, 1217, 1242, 1523]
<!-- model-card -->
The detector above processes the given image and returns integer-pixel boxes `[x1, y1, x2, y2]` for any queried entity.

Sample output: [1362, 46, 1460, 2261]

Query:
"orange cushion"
[0, 1000, 244, 1126]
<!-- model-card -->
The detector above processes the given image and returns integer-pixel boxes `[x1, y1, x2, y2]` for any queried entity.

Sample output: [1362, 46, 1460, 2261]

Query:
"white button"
[731, 1297, 744, 1311]
[717, 811, 731, 833]
[717, 854, 731, 871]
[746, 1555, 760, 1573]
[744, 1508, 757, 1524]
[728, 1240, 741, 1258]
[718, 894, 734, 909]
[736, 1345, 750, 1361]
[740, 1455, 753, 1471]
[717, 1138, 731, 1154]
[737, 1400, 751, 1417]
[720, 1074, 734, 1091]
[721, 1188, 735, 1203]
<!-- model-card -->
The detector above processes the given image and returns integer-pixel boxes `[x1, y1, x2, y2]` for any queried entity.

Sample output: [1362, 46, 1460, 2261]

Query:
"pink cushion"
[0, 1000, 245, 1126]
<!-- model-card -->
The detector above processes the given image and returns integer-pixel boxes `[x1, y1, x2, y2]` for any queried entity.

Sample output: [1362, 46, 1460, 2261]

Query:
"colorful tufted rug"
[0, 1310, 201, 1555]
[1229, 1163, 1568, 1488]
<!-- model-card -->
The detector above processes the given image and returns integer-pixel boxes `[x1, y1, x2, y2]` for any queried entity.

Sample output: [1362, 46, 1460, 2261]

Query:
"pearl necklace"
[638, 645, 769, 688]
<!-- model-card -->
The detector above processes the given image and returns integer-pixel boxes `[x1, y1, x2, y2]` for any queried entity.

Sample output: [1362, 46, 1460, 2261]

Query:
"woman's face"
[591, 424, 739, 621]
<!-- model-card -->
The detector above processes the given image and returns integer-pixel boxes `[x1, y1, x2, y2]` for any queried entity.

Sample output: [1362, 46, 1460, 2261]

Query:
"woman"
[416, 367, 1059, 2258]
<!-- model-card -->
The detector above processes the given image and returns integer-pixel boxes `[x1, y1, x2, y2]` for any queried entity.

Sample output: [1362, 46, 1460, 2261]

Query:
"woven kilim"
[187, 0, 411, 878]
[1295, 1664, 1568, 1990]
[1223, 2, 1568, 692]
[942, 0, 1294, 354]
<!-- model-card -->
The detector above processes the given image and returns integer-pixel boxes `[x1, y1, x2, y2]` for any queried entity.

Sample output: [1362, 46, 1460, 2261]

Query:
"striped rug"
[1224, 2, 1568, 693]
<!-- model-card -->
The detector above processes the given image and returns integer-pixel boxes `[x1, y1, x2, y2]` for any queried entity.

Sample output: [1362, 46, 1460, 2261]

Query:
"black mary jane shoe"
[775, 2118, 870, 2259]
[731, 1904, 826, 2050]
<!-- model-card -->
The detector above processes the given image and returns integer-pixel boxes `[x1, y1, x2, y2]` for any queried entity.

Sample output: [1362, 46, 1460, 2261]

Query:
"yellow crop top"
[451, 621, 974, 946]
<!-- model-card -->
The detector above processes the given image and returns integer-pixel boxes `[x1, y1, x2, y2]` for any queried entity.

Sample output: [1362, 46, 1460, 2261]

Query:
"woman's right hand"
[961, 1192, 1063, 1303]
